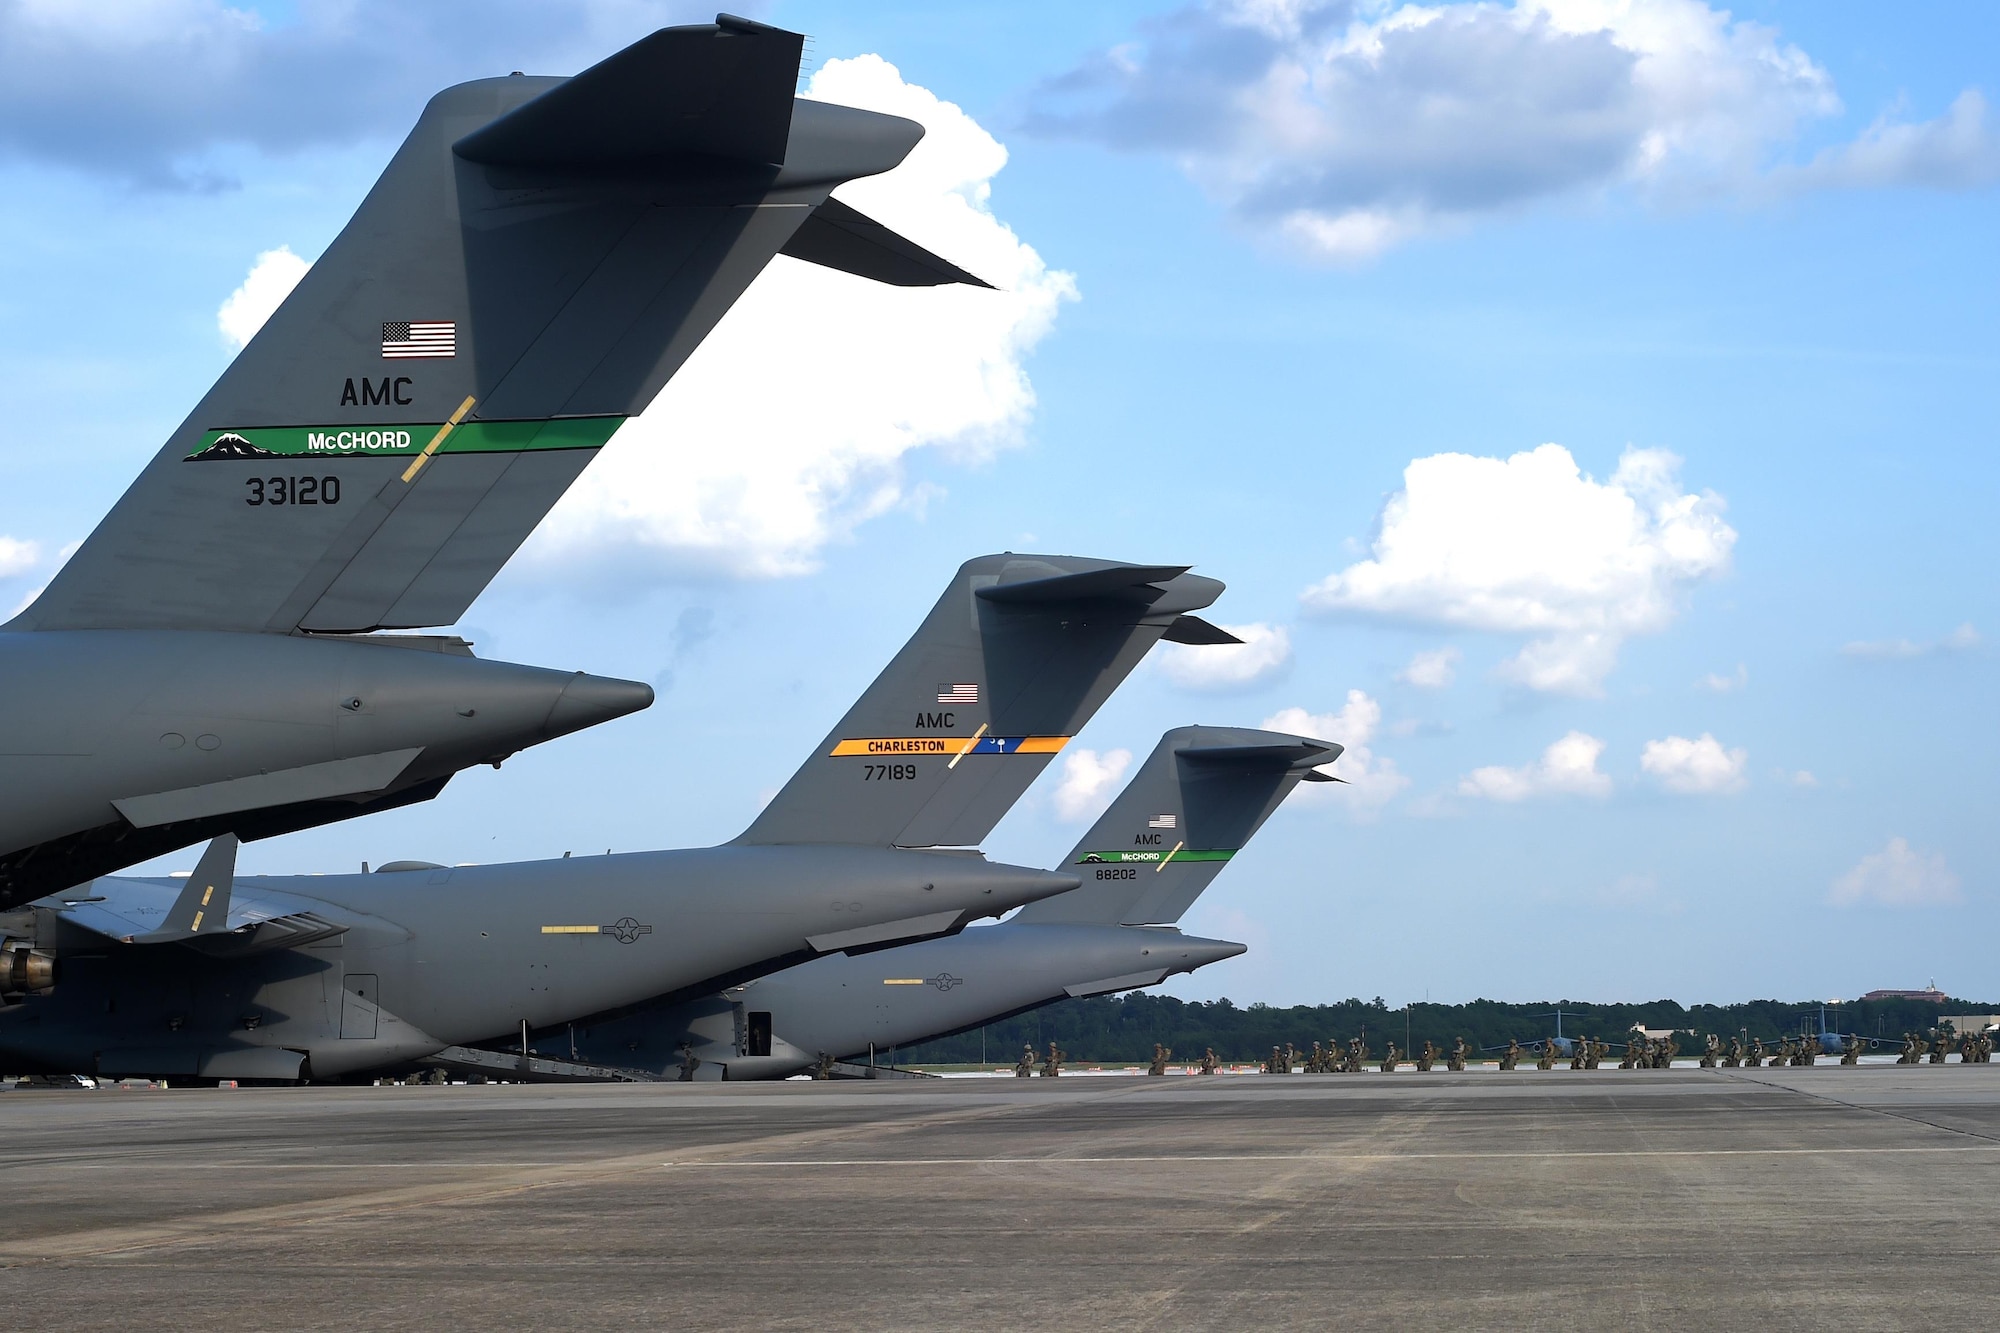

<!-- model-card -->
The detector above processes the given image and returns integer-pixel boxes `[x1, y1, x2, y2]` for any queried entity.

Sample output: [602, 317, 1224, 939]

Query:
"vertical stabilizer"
[734, 556, 1226, 849]
[11, 17, 983, 638]
[1013, 726, 1338, 926]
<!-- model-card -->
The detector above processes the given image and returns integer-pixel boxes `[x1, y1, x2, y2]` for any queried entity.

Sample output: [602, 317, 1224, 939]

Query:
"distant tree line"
[889, 992, 1999, 1065]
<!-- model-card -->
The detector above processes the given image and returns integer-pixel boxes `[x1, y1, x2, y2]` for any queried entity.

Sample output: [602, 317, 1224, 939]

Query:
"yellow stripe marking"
[1013, 736, 1068, 754]
[829, 738, 955, 757]
[540, 925, 600, 935]
[189, 911, 204, 931]
[947, 723, 990, 770]
[200, 886, 213, 906]
[882, 979, 925, 986]
[1156, 841, 1184, 873]
[400, 395, 477, 483]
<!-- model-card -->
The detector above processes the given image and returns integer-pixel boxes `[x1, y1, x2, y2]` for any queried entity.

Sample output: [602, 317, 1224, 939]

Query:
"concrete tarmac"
[5, 1065, 2000, 1330]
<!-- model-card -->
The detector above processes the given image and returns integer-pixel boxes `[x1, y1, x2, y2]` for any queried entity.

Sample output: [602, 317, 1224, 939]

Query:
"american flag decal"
[936, 683, 979, 705]
[1148, 813, 1178, 829]
[382, 320, 456, 359]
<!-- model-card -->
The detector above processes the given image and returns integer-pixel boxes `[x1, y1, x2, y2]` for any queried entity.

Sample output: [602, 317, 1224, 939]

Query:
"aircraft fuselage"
[0, 629, 651, 907]
[0, 846, 1076, 1081]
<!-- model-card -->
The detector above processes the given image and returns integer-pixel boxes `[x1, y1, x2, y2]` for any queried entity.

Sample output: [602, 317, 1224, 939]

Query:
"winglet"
[150, 835, 237, 940]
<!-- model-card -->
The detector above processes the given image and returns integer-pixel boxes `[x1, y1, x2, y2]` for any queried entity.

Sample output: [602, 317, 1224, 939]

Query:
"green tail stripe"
[186, 416, 625, 461]
[1075, 849, 1236, 865]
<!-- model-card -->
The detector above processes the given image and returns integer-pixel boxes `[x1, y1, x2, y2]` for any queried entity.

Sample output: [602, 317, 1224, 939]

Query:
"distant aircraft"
[520, 722, 1338, 1081]
[0, 555, 1227, 1082]
[0, 15, 989, 909]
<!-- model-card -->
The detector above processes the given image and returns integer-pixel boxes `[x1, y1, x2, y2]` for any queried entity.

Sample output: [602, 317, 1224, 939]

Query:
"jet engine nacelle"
[0, 629, 652, 907]
[0, 948, 55, 995]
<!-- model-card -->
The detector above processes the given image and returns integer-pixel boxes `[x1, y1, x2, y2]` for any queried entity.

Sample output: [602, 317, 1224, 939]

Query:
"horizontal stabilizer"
[735, 555, 1225, 849]
[976, 564, 1193, 606]
[1161, 615, 1242, 646]
[779, 198, 994, 288]
[455, 16, 803, 168]
[1179, 740, 1339, 767]
[1016, 724, 1339, 927]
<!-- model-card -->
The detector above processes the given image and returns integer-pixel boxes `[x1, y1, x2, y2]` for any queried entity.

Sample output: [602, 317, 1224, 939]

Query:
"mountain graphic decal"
[185, 432, 280, 461]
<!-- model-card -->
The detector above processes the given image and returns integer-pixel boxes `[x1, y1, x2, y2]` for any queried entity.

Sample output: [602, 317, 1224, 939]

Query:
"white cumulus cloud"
[1460, 731, 1611, 801]
[1830, 837, 1963, 908]
[1640, 732, 1747, 794]
[1303, 444, 1734, 695]
[524, 56, 1078, 580]
[1698, 663, 1747, 692]
[1158, 621, 1292, 691]
[1776, 90, 2000, 194]
[217, 245, 310, 351]
[1028, 0, 1993, 261]
[1264, 690, 1407, 815]
[1052, 747, 1133, 822]
[1397, 646, 1462, 689]
[1842, 623, 1980, 660]
[0, 536, 39, 579]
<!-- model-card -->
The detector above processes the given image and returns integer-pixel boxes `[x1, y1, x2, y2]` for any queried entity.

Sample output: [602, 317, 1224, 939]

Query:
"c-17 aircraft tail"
[1013, 725, 1341, 928]
[11, 15, 986, 638]
[733, 555, 1233, 851]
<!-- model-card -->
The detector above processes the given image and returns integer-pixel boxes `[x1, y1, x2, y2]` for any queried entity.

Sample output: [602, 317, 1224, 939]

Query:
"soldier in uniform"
[1745, 1037, 1764, 1068]
[1840, 1035, 1862, 1066]
[1724, 1037, 1743, 1068]
[1449, 1036, 1469, 1072]
[1416, 1040, 1437, 1072]
[1618, 1040, 1638, 1071]
[1200, 1047, 1219, 1075]
[677, 1042, 702, 1083]
[1928, 1029, 1948, 1064]
[1285, 1043, 1299, 1074]
[1348, 1037, 1370, 1074]
[1700, 1034, 1719, 1069]
[1016, 1045, 1037, 1078]
[1148, 1043, 1172, 1076]
[1536, 1041, 1557, 1072]
[1306, 1040, 1324, 1074]
[811, 1052, 836, 1080]
[1500, 1039, 1521, 1071]
[1040, 1041, 1064, 1077]
[1800, 1034, 1818, 1066]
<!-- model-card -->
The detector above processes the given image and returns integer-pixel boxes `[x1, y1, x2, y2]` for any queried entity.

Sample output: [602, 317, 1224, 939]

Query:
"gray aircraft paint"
[0, 846, 1075, 1082]
[531, 725, 1339, 1080]
[0, 17, 988, 905]
[0, 555, 1222, 1081]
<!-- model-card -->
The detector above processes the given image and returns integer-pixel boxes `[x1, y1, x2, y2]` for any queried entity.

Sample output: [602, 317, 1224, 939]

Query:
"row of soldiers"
[1895, 1030, 1994, 1064]
[1016, 1028, 1997, 1077]
[1261, 1037, 1475, 1074]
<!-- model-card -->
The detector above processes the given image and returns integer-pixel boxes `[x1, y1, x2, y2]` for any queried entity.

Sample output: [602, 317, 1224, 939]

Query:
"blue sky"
[1, 1, 1994, 1006]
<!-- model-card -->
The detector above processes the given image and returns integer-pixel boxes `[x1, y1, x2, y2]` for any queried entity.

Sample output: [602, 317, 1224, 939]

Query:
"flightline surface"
[4, 1066, 1999, 1330]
